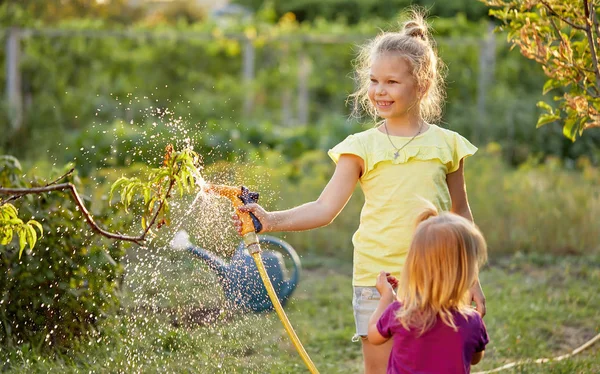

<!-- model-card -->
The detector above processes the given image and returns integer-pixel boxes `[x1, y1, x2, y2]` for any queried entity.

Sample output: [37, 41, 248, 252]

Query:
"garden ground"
[1, 250, 599, 373]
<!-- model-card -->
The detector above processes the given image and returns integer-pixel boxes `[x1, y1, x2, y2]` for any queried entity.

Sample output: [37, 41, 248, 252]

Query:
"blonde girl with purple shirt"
[234, 9, 486, 373]
[368, 207, 489, 374]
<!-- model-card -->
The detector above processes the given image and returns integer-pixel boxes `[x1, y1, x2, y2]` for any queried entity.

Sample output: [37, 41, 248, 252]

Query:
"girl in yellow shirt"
[235, 9, 485, 374]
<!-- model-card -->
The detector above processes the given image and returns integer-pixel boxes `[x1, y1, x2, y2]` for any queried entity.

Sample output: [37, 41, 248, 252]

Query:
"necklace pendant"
[393, 150, 399, 160]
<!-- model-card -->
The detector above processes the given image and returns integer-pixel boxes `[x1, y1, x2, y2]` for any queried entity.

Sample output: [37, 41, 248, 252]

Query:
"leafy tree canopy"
[482, 0, 600, 140]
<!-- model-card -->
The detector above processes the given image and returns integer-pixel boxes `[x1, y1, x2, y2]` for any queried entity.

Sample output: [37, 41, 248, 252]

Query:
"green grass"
[1, 250, 599, 373]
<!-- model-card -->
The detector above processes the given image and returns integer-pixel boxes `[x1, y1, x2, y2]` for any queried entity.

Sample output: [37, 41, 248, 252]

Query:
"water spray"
[203, 184, 319, 374]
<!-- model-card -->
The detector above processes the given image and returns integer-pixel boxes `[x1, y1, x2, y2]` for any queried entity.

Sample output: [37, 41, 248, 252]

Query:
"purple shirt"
[377, 301, 489, 374]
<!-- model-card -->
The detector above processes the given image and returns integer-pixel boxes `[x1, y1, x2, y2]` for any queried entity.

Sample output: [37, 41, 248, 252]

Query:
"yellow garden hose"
[251, 246, 320, 374]
[203, 184, 319, 373]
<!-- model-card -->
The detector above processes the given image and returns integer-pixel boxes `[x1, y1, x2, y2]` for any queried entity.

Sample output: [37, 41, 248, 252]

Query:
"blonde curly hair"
[349, 8, 447, 124]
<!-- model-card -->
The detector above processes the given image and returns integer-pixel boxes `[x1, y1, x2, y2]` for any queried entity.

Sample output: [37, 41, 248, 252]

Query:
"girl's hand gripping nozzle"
[204, 184, 263, 253]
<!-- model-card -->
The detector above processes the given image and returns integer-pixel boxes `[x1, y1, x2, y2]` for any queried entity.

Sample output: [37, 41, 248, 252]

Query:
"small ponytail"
[404, 21, 427, 41]
[415, 199, 439, 227]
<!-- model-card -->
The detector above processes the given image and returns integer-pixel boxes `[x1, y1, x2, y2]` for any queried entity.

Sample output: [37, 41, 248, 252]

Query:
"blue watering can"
[173, 231, 301, 313]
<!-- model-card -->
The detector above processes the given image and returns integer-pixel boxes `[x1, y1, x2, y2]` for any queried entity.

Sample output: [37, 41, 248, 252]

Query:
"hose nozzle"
[204, 184, 263, 237]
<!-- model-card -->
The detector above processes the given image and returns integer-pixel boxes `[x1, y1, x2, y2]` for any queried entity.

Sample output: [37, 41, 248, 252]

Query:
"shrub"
[0, 158, 127, 349]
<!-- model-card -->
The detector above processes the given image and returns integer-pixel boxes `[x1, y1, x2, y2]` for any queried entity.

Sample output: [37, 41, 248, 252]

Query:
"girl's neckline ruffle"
[372, 123, 437, 140]
[363, 124, 466, 171]
[371, 145, 453, 167]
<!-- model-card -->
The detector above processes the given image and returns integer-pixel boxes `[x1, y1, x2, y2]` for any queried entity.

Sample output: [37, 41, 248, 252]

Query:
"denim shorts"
[352, 286, 381, 341]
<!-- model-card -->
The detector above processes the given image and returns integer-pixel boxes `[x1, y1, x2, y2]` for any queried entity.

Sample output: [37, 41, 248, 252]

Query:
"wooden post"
[280, 43, 292, 126]
[6, 27, 22, 131]
[242, 37, 255, 117]
[476, 22, 496, 143]
[297, 48, 311, 125]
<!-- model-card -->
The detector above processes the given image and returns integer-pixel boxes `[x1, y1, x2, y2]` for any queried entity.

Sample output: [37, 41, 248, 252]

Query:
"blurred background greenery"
[0, 0, 599, 367]
[2, 0, 600, 166]
[2, 0, 597, 250]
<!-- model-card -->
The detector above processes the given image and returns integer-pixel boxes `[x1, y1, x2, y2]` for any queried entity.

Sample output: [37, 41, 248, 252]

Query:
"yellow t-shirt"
[328, 124, 477, 286]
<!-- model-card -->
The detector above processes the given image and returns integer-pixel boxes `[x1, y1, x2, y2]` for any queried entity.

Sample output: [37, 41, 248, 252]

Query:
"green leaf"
[109, 176, 129, 204]
[536, 101, 554, 113]
[143, 187, 151, 205]
[176, 176, 184, 197]
[563, 117, 577, 141]
[1, 203, 19, 221]
[6, 218, 23, 225]
[126, 184, 138, 208]
[147, 196, 157, 215]
[120, 182, 136, 212]
[536, 113, 561, 128]
[25, 225, 36, 252]
[179, 169, 189, 190]
[542, 79, 558, 95]
[4, 203, 18, 217]
[27, 220, 44, 237]
[1, 229, 12, 245]
[18, 227, 27, 257]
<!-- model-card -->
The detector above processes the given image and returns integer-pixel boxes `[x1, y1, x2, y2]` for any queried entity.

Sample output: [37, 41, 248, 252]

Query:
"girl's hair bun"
[404, 20, 427, 40]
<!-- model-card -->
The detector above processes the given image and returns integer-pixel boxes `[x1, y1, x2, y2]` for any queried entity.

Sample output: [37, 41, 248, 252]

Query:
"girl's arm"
[367, 271, 396, 345]
[447, 158, 487, 317]
[235, 154, 363, 233]
[447, 158, 473, 221]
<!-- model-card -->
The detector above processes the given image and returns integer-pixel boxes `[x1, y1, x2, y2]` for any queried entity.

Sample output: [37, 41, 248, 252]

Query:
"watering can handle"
[258, 235, 301, 296]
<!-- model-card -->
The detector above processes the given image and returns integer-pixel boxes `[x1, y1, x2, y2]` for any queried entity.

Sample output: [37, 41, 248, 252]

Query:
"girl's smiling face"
[368, 52, 420, 122]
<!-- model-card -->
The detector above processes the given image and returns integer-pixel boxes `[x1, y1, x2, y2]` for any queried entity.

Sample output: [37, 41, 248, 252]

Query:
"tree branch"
[583, 0, 600, 88]
[589, 3, 600, 96]
[589, 1, 600, 70]
[47, 167, 76, 187]
[549, 16, 569, 46]
[540, 0, 587, 30]
[142, 176, 176, 237]
[0, 168, 75, 205]
[593, 0, 600, 40]
[548, 16, 600, 96]
[0, 184, 147, 246]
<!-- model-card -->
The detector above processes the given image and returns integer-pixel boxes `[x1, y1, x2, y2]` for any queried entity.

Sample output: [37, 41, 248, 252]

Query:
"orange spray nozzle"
[204, 184, 263, 235]
[204, 184, 242, 201]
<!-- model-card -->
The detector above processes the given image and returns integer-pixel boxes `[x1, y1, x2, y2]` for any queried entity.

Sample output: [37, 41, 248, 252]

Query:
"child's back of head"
[397, 206, 488, 334]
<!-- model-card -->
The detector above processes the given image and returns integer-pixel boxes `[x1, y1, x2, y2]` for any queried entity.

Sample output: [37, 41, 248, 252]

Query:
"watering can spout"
[171, 230, 229, 279]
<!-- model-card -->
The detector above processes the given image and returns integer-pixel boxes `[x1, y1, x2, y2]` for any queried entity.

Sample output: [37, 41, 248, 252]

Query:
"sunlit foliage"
[110, 145, 203, 235]
[0, 203, 42, 258]
[482, 0, 600, 140]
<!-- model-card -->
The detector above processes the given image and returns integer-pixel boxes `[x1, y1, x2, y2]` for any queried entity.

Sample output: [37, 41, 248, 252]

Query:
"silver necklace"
[383, 121, 423, 160]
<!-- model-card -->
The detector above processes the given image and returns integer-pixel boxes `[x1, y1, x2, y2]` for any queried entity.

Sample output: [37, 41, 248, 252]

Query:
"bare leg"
[362, 337, 393, 374]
